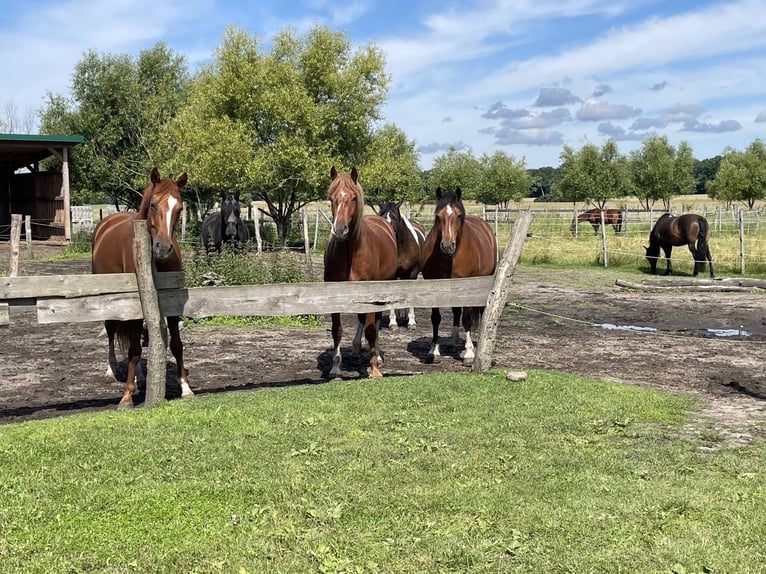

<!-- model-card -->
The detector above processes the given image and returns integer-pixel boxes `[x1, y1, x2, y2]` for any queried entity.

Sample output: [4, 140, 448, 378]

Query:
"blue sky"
[1, 0, 765, 169]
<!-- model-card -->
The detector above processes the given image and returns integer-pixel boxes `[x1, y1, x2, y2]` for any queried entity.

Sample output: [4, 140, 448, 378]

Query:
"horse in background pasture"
[91, 168, 193, 409]
[645, 213, 714, 277]
[420, 186, 497, 365]
[323, 167, 398, 378]
[201, 190, 249, 253]
[378, 200, 426, 329]
[570, 208, 622, 235]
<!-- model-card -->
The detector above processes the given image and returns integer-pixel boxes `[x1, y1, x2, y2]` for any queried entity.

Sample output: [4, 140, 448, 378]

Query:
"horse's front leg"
[448, 306, 462, 346]
[426, 307, 442, 363]
[406, 306, 417, 328]
[352, 313, 364, 357]
[119, 332, 143, 410]
[364, 312, 383, 378]
[167, 316, 193, 398]
[459, 307, 483, 365]
[104, 320, 119, 382]
[387, 307, 398, 329]
[663, 246, 673, 275]
[329, 313, 343, 378]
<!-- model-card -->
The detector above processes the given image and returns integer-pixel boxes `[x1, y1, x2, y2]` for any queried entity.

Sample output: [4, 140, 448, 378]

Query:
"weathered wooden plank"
[0, 272, 184, 299]
[0, 302, 8, 326]
[36, 276, 494, 324]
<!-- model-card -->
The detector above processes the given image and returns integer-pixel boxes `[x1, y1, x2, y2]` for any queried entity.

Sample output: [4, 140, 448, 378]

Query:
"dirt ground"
[1, 243, 764, 446]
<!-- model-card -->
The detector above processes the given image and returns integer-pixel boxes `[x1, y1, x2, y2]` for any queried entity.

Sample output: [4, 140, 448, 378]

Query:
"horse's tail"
[695, 216, 710, 272]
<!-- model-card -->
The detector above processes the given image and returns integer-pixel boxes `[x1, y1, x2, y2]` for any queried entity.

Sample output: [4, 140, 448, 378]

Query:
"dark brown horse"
[570, 208, 622, 234]
[201, 190, 249, 253]
[378, 200, 426, 329]
[91, 168, 193, 409]
[323, 167, 398, 378]
[645, 213, 714, 277]
[420, 186, 497, 365]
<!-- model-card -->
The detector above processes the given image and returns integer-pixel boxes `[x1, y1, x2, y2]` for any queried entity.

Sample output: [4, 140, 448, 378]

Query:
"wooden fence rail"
[2, 212, 533, 406]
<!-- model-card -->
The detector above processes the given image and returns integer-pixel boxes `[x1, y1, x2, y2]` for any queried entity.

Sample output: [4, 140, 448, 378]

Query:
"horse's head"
[433, 186, 465, 257]
[140, 167, 187, 261]
[644, 243, 660, 274]
[328, 166, 364, 242]
[378, 200, 403, 229]
[220, 191, 241, 241]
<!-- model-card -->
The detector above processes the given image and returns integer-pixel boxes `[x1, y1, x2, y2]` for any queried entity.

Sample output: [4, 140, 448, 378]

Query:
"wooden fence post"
[738, 209, 745, 275]
[253, 208, 262, 252]
[301, 207, 311, 267]
[9, 214, 21, 277]
[472, 210, 532, 372]
[313, 206, 320, 250]
[600, 209, 608, 267]
[132, 220, 168, 407]
[24, 215, 33, 259]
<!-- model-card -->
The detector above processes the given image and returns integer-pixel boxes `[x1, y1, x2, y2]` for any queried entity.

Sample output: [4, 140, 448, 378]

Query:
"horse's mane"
[137, 180, 157, 219]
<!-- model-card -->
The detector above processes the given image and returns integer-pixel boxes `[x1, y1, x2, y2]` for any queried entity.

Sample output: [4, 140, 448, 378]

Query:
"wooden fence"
[1, 212, 533, 407]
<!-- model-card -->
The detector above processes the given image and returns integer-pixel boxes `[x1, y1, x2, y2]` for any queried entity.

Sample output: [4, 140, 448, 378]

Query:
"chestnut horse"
[201, 190, 249, 253]
[91, 168, 193, 409]
[323, 167, 398, 378]
[378, 200, 426, 329]
[645, 213, 714, 277]
[421, 186, 497, 365]
[570, 208, 622, 234]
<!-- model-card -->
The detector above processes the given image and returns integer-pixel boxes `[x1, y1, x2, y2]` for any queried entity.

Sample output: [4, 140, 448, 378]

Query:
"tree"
[1, 102, 36, 133]
[552, 141, 629, 208]
[427, 147, 480, 199]
[359, 123, 421, 207]
[476, 151, 530, 206]
[629, 135, 694, 210]
[528, 166, 559, 200]
[39, 43, 189, 208]
[163, 25, 389, 246]
[693, 155, 722, 194]
[707, 139, 766, 209]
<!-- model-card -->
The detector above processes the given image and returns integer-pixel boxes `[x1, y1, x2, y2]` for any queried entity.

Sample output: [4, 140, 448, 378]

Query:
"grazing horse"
[91, 168, 193, 409]
[420, 186, 497, 365]
[570, 208, 623, 234]
[378, 200, 426, 329]
[201, 190, 249, 253]
[645, 213, 714, 277]
[323, 167, 398, 378]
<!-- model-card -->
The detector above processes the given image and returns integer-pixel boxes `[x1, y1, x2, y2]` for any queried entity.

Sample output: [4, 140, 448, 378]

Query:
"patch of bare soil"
[1, 243, 764, 448]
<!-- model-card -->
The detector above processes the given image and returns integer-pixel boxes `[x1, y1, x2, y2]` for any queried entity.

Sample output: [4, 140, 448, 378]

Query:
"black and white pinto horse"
[201, 191, 249, 253]
[378, 200, 426, 329]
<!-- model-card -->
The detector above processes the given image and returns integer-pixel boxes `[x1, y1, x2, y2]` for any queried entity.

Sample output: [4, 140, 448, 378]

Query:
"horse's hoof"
[117, 401, 134, 411]
[425, 354, 440, 365]
[368, 369, 383, 378]
[462, 357, 474, 367]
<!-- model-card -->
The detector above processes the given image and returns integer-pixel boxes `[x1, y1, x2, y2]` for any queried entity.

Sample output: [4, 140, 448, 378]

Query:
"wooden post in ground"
[24, 215, 33, 259]
[301, 207, 312, 271]
[132, 220, 168, 407]
[253, 208, 262, 252]
[472, 210, 532, 372]
[600, 209, 608, 267]
[9, 214, 21, 276]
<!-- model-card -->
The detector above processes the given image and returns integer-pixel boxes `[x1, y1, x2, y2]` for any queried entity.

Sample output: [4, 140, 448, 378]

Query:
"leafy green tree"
[39, 43, 189, 208]
[476, 151, 530, 206]
[427, 147, 480, 199]
[552, 141, 629, 208]
[629, 135, 694, 210]
[359, 124, 421, 207]
[163, 25, 389, 245]
[693, 155, 721, 194]
[528, 166, 559, 200]
[707, 139, 766, 208]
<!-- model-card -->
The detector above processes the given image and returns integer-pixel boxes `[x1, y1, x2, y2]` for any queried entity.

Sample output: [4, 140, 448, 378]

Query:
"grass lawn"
[1, 370, 765, 573]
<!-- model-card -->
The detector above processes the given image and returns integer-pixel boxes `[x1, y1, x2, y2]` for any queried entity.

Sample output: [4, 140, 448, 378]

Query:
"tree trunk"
[273, 213, 293, 247]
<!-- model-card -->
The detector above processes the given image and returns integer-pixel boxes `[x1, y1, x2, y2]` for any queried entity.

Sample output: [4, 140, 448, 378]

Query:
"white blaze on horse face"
[166, 196, 179, 236]
[443, 205, 457, 243]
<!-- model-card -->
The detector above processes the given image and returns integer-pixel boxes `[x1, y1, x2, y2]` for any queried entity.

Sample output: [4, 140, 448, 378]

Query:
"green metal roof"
[0, 133, 84, 170]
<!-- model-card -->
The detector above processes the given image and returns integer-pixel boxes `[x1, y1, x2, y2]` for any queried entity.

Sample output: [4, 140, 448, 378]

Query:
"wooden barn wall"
[0, 171, 64, 240]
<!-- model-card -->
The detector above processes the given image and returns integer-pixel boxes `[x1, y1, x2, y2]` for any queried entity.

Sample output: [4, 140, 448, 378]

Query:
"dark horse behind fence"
[201, 190, 249, 253]
[421, 186, 497, 366]
[91, 168, 194, 409]
[378, 199, 426, 329]
[323, 167, 398, 378]
[645, 213, 714, 277]
[570, 208, 622, 234]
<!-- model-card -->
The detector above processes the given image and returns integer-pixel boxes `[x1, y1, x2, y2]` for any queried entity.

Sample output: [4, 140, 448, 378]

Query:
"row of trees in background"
[28, 23, 766, 246]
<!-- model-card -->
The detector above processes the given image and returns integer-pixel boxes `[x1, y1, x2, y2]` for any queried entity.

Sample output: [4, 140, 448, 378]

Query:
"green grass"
[1, 370, 765, 573]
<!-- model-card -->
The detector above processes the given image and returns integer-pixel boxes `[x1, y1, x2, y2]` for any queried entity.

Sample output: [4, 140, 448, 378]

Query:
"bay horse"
[420, 186, 497, 365]
[645, 213, 714, 277]
[378, 200, 426, 329]
[201, 190, 249, 253]
[323, 167, 398, 378]
[570, 208, 622, 234]
[91, 167, 193, 409]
